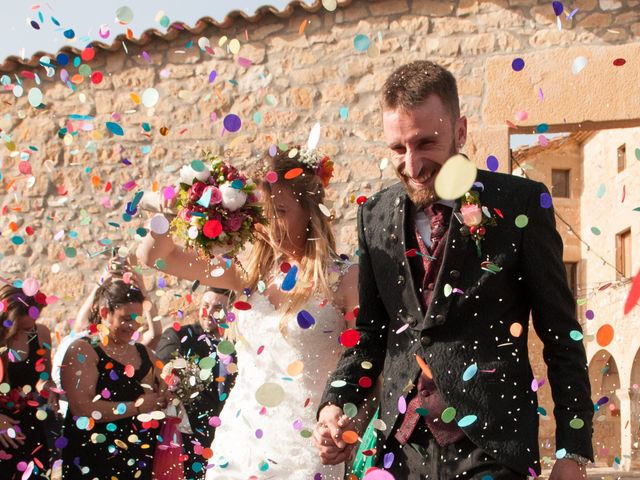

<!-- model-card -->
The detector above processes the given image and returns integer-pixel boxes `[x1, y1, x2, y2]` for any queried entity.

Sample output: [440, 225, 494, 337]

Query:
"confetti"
[255, 382, 285, 408]
[486, 155, 499, 172]
[462, 363, 478, 381]
[105, 121, 124, 136]
[596, 324, 614, 346]
[572, 56, 587, 75]
[624, 269, 640, 315]
[141, 88, 159, 108]
[354, 34, 371, 52]
[434, 154, 477, 200]
[116, 6, 134, 24]
[511, 58, 525, 71]
[223, 114, 242, 133]
[296, 310, 315, 329]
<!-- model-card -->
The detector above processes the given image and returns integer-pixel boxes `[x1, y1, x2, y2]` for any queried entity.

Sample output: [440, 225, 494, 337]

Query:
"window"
[616, 229, 632, 280]
[551, 169, 570, 198]
[564, 262, 577, 297]
[618, 144, 626, 173]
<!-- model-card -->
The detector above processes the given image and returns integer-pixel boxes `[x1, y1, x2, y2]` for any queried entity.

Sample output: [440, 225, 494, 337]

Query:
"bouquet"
[171, 150, 267, 258]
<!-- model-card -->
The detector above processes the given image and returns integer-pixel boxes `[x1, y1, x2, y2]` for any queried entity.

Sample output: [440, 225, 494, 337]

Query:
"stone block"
[578, 12, 613, 29]
[411, 0, 454, 16]
[431, 17, 478, 35]
[111, 66, 157, 90]
[369, 0, 410, 16]
[335, 3, 370, 23]
[460, 33, 496, 55]
[599, 0, 623, 10]
[289, 87, 317, 109]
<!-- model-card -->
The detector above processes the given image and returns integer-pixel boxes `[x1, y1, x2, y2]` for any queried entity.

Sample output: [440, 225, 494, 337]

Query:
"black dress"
[1, 329, 51, 480]
[62, 339, 159, 479]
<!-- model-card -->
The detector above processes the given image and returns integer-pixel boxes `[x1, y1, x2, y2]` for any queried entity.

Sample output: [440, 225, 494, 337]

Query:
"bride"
[137, 146, 359, 479]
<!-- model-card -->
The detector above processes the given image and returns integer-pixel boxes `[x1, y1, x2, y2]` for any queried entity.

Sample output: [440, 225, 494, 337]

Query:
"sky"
[0, 0, 313, 61]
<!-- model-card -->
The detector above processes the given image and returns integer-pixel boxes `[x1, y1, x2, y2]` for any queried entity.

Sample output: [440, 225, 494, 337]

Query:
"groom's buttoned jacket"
[320, 170, 593, 476]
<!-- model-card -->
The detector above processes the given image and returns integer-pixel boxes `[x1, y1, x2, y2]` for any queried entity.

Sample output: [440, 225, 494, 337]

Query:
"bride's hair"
[243, 146, 338, 335]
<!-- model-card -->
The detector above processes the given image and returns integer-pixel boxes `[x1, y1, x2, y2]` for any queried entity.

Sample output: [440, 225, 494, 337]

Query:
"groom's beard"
[396, 140, 458, 208]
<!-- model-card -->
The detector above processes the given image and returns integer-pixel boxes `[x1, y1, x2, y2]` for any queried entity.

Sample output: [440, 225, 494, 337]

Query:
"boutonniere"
[459, 190, 497, 257]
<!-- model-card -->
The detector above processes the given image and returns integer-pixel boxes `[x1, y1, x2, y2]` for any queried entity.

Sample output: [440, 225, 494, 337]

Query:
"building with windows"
[512, 126, 640, 469]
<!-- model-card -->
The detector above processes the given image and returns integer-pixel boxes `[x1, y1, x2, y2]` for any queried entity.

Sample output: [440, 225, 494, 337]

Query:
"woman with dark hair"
[60, 279, 169, 479]
[138, 146, 365, 479]
[0, 283, 54, 479]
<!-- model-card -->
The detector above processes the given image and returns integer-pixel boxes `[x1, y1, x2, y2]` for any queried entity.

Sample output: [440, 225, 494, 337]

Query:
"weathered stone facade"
[1, 0, 640, 471]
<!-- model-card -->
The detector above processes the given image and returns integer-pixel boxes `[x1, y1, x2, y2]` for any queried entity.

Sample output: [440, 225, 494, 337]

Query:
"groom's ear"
[455, 116, 467, 148]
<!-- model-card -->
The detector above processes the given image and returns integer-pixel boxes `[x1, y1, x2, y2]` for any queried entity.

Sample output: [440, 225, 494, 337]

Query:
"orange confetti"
[215, 87, 223, 100]
[596, 324, 614, 347]
[155, 359, 164, 369]
[284, 167, 303, 180]
[299, 19, 309, 35]
[70, 74, 84, 84]
[152, 180, 159, 192]
[201, 447, 213, 460]
[509, 322, 523, 337]
[126, 28, 134, 40]
[8, 221, 18, 232]
[342, 430, 359, 444]
[130, 93, 141, 104]
[415, 354, 433, 379]
[91, 175, 101, 187]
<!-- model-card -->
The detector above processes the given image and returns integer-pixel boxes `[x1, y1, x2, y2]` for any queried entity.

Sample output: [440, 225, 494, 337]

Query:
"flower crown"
[296, 148, 334, 188]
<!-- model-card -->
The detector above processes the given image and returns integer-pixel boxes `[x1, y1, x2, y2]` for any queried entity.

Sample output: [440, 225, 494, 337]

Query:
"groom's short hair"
[381, 60, 460, 120]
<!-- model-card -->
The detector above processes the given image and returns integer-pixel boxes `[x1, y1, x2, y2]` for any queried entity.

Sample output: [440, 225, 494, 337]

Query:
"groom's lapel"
[425, 197, 472, 327]
[391, 191, 424, 325]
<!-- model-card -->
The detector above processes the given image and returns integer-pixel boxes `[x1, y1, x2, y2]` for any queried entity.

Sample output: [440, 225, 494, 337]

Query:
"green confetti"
[441, 406, 456, 424]
[515, 214, 529, 228]
[343, 403, 358, 418]
[569, 418, 585, 429]
[217, 340, 236, 355]
[591, 227, 601, 235]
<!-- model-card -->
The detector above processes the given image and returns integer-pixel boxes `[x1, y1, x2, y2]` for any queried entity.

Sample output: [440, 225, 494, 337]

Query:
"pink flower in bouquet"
[460, 203, 483, 227]
[178, 209, 193, 222]
[223, 212, 244, 232]
[188, 181, 207, 202]
[205, 186, 223, 206]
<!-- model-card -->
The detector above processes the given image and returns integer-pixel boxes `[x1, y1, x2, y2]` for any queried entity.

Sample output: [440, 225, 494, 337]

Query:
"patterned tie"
[425, 203, 452, 255]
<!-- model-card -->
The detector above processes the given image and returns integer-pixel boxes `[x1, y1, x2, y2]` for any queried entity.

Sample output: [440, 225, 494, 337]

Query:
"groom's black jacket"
[320, 170, 593, 476]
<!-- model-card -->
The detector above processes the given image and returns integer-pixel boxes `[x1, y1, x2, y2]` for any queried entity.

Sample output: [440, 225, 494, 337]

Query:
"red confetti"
[233, 301, 252, 311]
[20, 70, 35, 80]
[613, 58, 626, 66]
[339, 328, 361, 348]
[105, 181, 112, 192]
[257, 345, 264, 355]
[203, 219, 223, 239]
[284, 167, 303, 180]
[81, 47, 95, 61]
[280, 262, 291, 273]
[172, 322, 181, 332]
[406, 248, 418, 257]
[599, 282, 612, 291]
[358, 376, 373, 388]
[356, 195, 367, 205]
[303, 397, 311, 408]
[624, 269, 640, 315]
[91, 71, 103, 84]
[25, 226, 35, 236]
[493, 208, 504, 219]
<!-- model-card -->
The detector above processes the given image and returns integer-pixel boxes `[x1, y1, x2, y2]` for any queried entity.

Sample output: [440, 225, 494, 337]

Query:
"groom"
[314, 61, 593, 479]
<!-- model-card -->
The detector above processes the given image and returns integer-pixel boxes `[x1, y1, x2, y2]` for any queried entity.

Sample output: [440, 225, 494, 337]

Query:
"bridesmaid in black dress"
[61, 279, 169, 479]
[0, 284, 54, 480]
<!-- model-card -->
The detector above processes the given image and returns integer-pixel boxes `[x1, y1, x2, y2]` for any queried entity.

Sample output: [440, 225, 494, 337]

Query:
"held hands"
[313, 405, 357, 465]
[0, 413, 25, 450]
[549, 459, 586, 480]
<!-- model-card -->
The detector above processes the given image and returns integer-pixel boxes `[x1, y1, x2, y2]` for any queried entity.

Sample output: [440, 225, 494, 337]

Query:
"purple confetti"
[268, 144, 278, 157]
[121, 158, 132, 166]
[122, 180, 137, 191]
[597, 396, 609, 406]
[383, 452, 395, 469]
[540, 192, 553, 209]
[567, 8, 579, 19]
[28, 306, 40, 319]
[142, 51, 153, 63]
[585, 309, 595, 320]
[158, 278, 166, 289]
[552, 1, 564, 16]
[208, 70, 217, 83]
[54, 437, 68, 449]
[486, 155, 499, 172]
[223, 114, 242, 133]
[512, 58, 525, 72]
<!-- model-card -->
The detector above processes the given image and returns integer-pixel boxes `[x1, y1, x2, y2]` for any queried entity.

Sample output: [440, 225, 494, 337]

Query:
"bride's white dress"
[207, 265, 350, 479]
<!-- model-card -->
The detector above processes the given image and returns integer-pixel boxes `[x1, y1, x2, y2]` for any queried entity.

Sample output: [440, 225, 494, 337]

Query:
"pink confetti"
[238, 57, 253, 68]
[538, 135, 549, 147]
[142, 51, 153, 63]
[122, 180, 137, 191]
[396, 323, 409, 334]
[398, 395, 407, 414]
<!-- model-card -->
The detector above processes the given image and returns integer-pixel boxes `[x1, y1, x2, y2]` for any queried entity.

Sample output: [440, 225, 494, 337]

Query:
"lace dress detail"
[207, 259, 353, 479]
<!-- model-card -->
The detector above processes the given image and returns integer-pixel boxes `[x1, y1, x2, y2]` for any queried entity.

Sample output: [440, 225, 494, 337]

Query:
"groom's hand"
[313, 405, 355, 465]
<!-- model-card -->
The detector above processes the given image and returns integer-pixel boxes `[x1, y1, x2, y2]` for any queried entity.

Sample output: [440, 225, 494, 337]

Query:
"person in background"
[0, 283, 55, 479]
[60, 278, 168, 479]
[155, 287, 236, 480]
